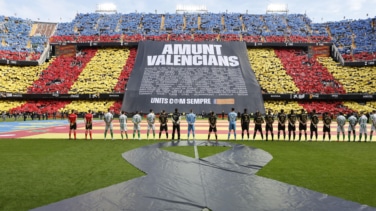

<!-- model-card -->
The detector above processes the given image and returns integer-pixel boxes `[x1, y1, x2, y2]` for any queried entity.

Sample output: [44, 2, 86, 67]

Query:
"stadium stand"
[119, 13, 143, 34]
[264, 101, 303, 113]
[223, 13, 242, 32]
[110, 101, 123, 114]
[247, 48, 300, 94]
[274, 49, 346, 94]
[200, 13, 223, 32]
[367, 101, 376, 109]
[61, 100, 116, 114]
[298, 101, 353, 114]
[27, 49, 97, 94]
[142, 14, 162, 36]
[9, 100, 71, 115]
[68, 48, 130, 94]
[51, 13, 330, 43]
[0, 101, 26, 113]
[163, 14, 184, 32]
[0, 61, 50, 93]
[0, 15, 47, 61]
[319, 18, 376, 62]
[1, 12, 376, 116]
[343, 101, 375, 113]
[113, 48, 136, 93]
[318, 57, 376, 93]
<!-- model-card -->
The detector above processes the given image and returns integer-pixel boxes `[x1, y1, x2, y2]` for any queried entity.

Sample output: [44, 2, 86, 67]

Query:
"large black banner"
[121, 41, 265, 114]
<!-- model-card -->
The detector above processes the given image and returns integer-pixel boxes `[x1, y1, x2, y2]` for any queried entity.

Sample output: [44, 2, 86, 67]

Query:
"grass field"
[0, 139, 375, 210]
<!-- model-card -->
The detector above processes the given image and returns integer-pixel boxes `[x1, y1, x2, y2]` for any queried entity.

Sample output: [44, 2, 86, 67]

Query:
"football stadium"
[0, 2, 376, 211]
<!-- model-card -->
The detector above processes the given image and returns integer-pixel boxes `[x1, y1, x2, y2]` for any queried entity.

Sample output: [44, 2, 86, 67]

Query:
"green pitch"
[0, 139, 375, 210]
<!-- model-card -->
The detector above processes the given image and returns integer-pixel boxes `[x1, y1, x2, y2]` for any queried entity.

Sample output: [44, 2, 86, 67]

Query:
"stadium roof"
[0, 0, 374, 23]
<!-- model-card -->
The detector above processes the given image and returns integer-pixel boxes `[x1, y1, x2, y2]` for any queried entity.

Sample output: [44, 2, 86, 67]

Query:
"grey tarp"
[32, 141, 375, 211]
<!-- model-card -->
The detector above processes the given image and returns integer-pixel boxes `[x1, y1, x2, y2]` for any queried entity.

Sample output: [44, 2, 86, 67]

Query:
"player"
[84, 110, 93, 140]
[241, 108, 251, 140]
[186, 109, 196, 140]
[119, 111, 128, 140]
[348, 112, 358, 142]
[146, 109, 156, 140]
[228, 108, 237, 140]
[358, 111, 368, 142]
[277, 109, 287, 141]
[265, 110, 274, 141]
[298, 109, 308, 141]
[370, 110, 376, 142]
[159, 110, 169, 140]
[171, 108, 181, 140]
[322, 112, 332, 141]
[287, 110, 297, 141]
[104, 108, 114, 140]
[68, 109, 77, 140]
[132, 111, 142, 140]
[253, 111, 264, 141]
[310, 109, 319, 141]
[336, 112, 346, 142]
[208, 111, 218, 142]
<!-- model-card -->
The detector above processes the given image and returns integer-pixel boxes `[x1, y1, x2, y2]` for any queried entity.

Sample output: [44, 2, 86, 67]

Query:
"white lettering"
[165, 55, 173, 65]
[162, 44, 173, 54]
[193, 55, 202, 65]
[155, 55, 165, 65]
[229, 56, 240, 66]
[173, 55, 181, 65]
[147, 44, 240, 67]
[147, 56, 157, 65]
[151, 98, 169, 104]
[208, 55, 218, 66]
[186, 98, 211, 104]
[174, 44, 191, 54]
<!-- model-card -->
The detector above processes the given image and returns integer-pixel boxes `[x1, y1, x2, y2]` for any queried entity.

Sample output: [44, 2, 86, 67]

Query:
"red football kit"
[68, 113, 77, 140]
[84, 113, 93, 140]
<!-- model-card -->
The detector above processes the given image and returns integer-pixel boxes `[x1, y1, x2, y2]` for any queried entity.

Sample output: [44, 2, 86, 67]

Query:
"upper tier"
[1, 13, 376, 62]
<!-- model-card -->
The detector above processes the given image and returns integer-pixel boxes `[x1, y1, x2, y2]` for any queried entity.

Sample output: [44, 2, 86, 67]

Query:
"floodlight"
[266, 3, 288, 14]
[176, 4, 208, 13]
[95, 3, 117, 13]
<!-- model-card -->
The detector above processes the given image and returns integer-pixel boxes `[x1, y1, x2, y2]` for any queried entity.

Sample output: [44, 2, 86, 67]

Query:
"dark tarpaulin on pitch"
[121, 41, 265, 114]
[32, 141, 375, 211]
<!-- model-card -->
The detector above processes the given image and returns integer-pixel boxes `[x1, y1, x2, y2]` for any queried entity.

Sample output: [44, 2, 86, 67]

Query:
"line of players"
[66, 107, 376, 142]
[66, 108, 194, 141]
[232, 108, 376, 142]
